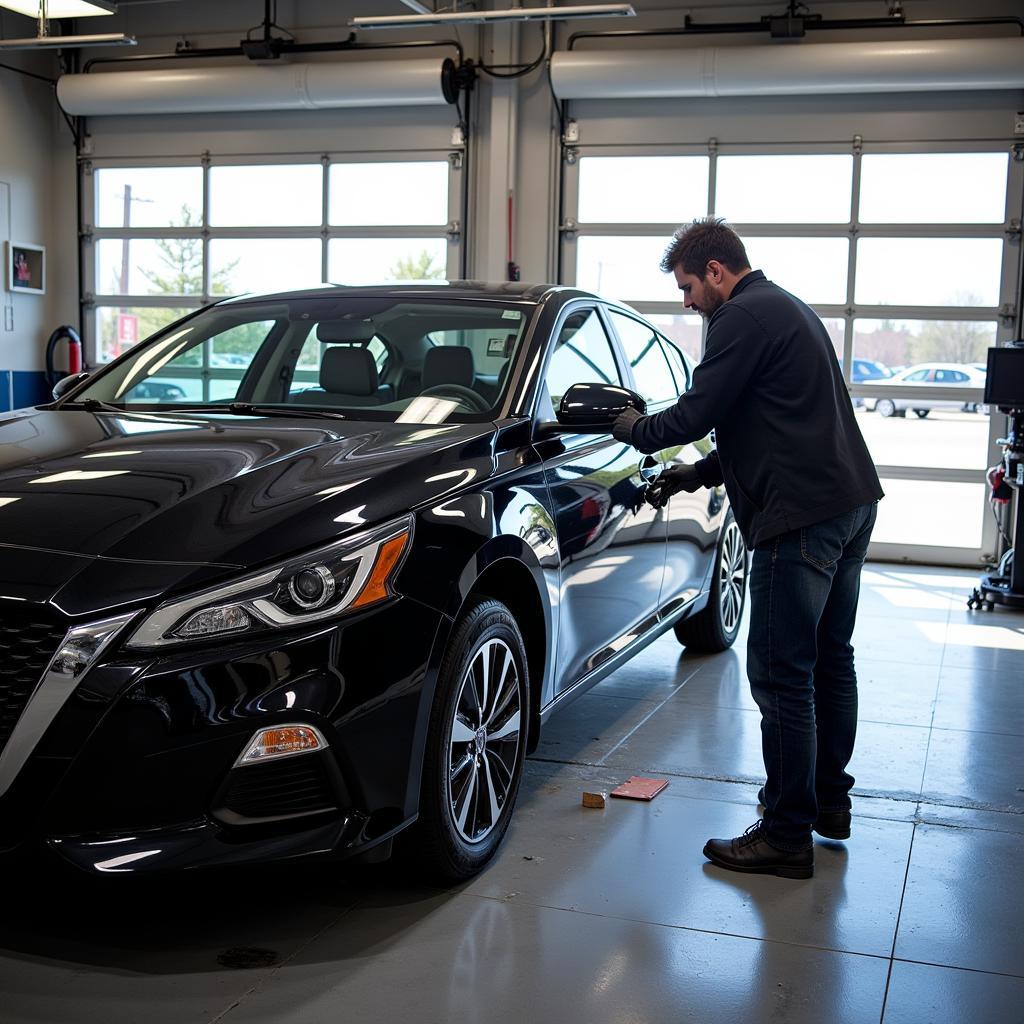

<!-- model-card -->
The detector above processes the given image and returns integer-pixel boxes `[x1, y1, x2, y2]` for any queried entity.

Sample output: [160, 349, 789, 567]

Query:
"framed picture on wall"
[6, 242, 45, 295]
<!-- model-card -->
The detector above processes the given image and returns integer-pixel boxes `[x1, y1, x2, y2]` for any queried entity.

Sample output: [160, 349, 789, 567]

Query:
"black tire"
[413, 598, 529, 883]
[876, 398, 896, 418]
[913, 408, 930, 419]
[674, 509, 747, 652]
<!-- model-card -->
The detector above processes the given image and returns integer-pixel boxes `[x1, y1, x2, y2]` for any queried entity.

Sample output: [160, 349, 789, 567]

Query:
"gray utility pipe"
[57, 58, 449, 116]
[550, 37, 1024, 99]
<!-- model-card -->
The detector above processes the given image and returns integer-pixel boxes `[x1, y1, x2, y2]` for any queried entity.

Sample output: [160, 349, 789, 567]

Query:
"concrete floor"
[4, 564, 1023, 1023]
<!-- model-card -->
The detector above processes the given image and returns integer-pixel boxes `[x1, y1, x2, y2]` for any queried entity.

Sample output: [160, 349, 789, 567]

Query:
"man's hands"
[612, 407, 643, 445]
[645, 464, 703, 508]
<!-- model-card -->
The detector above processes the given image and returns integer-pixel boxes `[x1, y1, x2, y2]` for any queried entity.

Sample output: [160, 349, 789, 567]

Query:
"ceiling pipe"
[57, 57, 455, 114]
[550, 37, 1024, 100]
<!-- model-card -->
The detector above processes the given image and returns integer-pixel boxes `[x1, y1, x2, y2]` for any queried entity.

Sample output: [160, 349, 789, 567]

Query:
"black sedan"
[0, 283, 747, 882]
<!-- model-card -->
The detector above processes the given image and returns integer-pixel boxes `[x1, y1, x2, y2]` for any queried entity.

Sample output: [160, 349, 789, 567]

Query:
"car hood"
[0, 408, 496, 616]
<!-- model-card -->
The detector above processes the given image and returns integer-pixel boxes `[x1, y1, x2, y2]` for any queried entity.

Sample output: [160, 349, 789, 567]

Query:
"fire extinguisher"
[45, 326, 83, 389]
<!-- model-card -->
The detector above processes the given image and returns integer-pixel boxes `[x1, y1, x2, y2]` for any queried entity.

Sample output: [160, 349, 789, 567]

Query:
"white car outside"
[867, 362, 987, 418]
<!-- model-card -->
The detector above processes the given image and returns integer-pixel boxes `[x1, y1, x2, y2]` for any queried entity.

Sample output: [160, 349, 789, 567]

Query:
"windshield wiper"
[225, 402, 348, 420]
[77, 397, 130, 414]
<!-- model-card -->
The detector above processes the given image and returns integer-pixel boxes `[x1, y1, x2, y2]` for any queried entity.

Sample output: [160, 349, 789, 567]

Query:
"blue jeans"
[747, 503, 877, 850]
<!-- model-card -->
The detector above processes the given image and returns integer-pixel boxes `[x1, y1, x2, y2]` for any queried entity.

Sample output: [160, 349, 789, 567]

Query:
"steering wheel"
[418, 384, 492, 414]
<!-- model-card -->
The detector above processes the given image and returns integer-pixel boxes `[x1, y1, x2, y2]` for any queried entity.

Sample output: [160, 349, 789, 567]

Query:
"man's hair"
[659, 217, 751, 277]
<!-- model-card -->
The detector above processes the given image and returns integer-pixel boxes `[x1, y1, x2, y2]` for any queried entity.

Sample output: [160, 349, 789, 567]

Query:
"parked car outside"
[851, 358, 892, 383]
[0, 283, 746, 883]
[866, 362, 987, 418]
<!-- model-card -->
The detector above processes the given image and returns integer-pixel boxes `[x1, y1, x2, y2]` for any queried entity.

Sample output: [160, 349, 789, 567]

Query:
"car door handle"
[638, 457, 661, 482]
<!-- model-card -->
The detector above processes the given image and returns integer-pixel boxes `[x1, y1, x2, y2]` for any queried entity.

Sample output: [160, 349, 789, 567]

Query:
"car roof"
[900, 362, 981, 372]
[216, 281, 598, 306]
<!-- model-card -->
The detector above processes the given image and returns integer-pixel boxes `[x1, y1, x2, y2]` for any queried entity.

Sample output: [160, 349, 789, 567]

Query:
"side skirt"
[538, 587, 710, 725]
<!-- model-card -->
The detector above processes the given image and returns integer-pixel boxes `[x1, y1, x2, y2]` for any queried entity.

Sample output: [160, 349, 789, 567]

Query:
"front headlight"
[126, 515, 413, 649]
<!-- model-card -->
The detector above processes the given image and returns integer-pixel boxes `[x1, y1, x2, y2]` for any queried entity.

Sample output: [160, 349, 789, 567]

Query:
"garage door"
[560, 140, 1023, 567]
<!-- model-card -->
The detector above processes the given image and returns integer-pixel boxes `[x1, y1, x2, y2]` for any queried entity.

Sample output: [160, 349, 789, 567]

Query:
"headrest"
[422, 346, 474, 390]
[321, 346, 378, 396]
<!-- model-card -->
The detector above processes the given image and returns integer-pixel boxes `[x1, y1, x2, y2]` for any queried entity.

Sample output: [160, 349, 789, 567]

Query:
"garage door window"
[209, 165, 323, 227]
[328, 237, 448, 286]
[209, 239, 323, 295]
[86, 157, 456, 365]
[95, 167, 204, 228]
[578, 156, 708, 224]
[329, 161, 449, 226]
[715, 154, 853, 223]
[860, 153, 1008, 224]
[855, 238, 1003, 307]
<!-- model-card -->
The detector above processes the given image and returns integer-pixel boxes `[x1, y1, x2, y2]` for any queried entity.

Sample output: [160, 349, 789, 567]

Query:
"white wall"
[0, 44, 76, 393]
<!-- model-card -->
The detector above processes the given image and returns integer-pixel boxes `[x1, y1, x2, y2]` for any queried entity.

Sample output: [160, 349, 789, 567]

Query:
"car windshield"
[70, 295, 536, 424]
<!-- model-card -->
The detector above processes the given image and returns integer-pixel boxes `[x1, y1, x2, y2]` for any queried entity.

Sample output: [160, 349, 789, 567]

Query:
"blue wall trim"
[0, 371, 49, 412]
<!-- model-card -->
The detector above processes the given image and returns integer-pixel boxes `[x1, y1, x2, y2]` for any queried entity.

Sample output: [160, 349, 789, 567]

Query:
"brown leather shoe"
[703, 821, 814, 879]
[757, 787, 852, 841]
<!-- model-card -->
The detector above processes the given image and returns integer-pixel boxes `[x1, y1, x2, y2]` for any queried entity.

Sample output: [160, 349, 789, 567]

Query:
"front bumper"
[2, 595, 447, 873]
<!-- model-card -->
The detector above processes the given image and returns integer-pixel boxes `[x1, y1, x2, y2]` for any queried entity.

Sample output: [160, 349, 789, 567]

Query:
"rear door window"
[608, 310, 679, 407]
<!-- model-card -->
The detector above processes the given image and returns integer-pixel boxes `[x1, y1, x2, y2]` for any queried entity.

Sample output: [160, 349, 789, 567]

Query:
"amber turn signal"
[350, 530, 410, 610]
[236, 724, 327, 765]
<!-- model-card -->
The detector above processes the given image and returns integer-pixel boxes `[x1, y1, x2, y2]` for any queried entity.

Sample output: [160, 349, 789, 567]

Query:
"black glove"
[612, 407, 643, 445]
[645, 464, 703, 509]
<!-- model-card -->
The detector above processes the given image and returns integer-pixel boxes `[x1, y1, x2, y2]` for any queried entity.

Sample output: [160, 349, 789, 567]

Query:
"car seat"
[291, 346, 384, 407]
[421, 346, 475, 391]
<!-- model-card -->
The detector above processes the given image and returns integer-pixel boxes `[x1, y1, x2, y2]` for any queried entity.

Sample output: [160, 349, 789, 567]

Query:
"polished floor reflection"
[3, 565, 1023, 1022]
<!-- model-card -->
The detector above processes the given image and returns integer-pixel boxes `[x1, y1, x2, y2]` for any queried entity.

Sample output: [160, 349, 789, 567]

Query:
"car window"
[608, 310, 678, 405]
[544, 308, 622, 406]
[659, 334, 691, 393]
[905, 369, 929, 381]
[116, 318, 277, 403]
[80, 298, 535, 423]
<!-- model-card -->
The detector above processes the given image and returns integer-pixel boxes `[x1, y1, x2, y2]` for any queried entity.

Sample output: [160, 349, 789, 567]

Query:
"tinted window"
[609, 311, 678, 405]
[545, 308, 622, 406]
[659, 335, 691, 393]
[75, 298, 533, 424]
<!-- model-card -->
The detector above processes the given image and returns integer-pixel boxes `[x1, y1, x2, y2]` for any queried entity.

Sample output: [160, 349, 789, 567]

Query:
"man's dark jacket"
[630, 270, 883, 549]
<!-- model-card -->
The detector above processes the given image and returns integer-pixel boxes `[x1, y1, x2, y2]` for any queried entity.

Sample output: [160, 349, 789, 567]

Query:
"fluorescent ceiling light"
[352, 3, 635, 30]
[0, 31, 135, 47]
[0, 1, 117, 16]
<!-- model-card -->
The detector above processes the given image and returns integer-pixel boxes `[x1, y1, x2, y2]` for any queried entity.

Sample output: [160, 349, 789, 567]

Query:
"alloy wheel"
[447, 638, 522, 845]
[718, 520, 747, 634]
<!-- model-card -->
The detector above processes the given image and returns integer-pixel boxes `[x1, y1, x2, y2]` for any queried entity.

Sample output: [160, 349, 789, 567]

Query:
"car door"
[533, 305, 667, 694]
[607, 309, 722, 617]
[932, 367, 971, 411]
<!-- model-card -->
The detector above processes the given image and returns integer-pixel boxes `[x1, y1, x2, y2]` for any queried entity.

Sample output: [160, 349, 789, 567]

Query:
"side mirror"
[52, 371, 91, 401]
[553, 382, 646, 433]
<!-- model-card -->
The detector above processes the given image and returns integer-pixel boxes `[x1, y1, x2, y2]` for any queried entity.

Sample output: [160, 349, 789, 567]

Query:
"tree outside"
[390, 249, 445, 281]
[909, 319, 993, 365]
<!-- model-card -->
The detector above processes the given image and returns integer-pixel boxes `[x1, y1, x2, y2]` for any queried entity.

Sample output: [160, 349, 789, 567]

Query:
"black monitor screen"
[984, 346, 1024, 408]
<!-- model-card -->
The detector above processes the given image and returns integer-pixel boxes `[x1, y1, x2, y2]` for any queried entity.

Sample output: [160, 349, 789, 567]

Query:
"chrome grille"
[0, 613, 67, 757]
